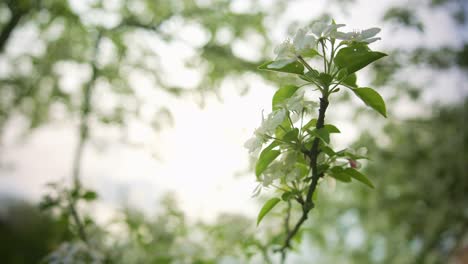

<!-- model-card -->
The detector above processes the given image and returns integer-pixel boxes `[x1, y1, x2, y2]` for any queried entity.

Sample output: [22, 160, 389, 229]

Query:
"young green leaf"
[258, 60, 304, 75]
[257, 197, 281, 226]
[282, 128, 299, 143]
[301, 48, 320, 58]
[272, 85, 299, 110]
[334, 44, 387, 74]
[324, 124, 340, 133]
[343, 168, 374, 188]
[352, 87, 387, 117]
[302, 118, 317, 131]
[300, 69, 320, 83]
[308, 128, 330, 144]
[82, 191, 98, 201]
[255, 149, 281, 177]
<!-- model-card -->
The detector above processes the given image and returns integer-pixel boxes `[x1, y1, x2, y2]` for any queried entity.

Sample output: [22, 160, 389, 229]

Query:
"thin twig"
[68, 31, 102, 244]
[280, 200, 292, 264]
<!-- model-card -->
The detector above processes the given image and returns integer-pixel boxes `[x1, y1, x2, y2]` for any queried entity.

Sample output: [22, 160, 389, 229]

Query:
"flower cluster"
[268, 21, 381, 70]
[244, 108, 286, 155]
[244, 88, 316, 156]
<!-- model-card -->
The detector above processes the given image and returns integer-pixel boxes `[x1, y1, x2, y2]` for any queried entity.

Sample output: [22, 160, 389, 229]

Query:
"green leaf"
[318, 73, 333, 87]
[301, 48, 320, 58]
[258, 60, 304, 75]
[334, 44, 387, 74]
[308, 128, 330, 144]
[82, 191, 98, 201]
[255, 149, 281, 177]
[352, 88, 387, 117]
[302, 118, 317, 130]
[329, 167, 352, 182]
[257, 197, 281, 226]
[275, 117, 292, 139]
[283, 128, 299, 142]
[316, 128, 330, 143]
[343, 73, 357, 87]
[337, 69, 357, 87]
[324, 124, 340, 133]
[300, 69, 320, 82]
[272, 85, 299, 110]
[317, 164, 330, 175]
[281, 192, 293, 201]
[321, 146, 336, 157]
[343, 168, 374, 188]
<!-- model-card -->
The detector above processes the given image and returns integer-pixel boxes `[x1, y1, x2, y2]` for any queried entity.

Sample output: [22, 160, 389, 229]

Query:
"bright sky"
[0, 0, 467, 226]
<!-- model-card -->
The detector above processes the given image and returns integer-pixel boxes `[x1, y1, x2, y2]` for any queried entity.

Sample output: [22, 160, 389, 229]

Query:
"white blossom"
[262, 108, 287, 134]
[285, 168, 301, 182]
[268, 28, 317, 69]
[309, 21, 345, 39]
[284, 90, 305, 113]
[244, 109, 286, 154]
[244, 135, 265, 154]
[334, 27, 381, 43]
[261, 162, 283, 187]
[268, 21, 346, 69]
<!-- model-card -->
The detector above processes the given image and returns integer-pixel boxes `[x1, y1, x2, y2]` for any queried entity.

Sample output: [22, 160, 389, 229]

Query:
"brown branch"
[279, 96, 329, 253]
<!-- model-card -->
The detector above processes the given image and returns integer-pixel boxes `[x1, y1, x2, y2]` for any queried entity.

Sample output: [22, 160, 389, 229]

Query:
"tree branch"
[68, 31, 102, 244]
[279, 96, 329, 253]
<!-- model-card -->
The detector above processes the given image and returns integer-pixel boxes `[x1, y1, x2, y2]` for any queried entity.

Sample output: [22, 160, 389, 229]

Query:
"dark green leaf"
[317, 164, 330, 175]
[334, 44, 387, 74]
[321, 146, 336, 157]
[258, 60, 304, 75]
[281, 192, 293, 201]
[329, 167, 352, 182]
[257, 197, 281, 226]
[343, 168, 375, 188]
[318, 73, 333, 87]
[352, 87, 387, 117]
[82, 191, 98, 201]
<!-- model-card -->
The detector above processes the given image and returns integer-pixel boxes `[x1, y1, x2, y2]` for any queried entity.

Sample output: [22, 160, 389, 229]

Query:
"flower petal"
[360, 27, 381, 39]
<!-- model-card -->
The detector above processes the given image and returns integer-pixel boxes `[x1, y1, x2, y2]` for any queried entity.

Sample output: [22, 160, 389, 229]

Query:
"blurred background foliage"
[0, 0, 467, 263]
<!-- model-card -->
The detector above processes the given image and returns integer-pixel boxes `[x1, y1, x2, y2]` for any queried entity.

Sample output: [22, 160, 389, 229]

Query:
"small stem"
[281, 200, 292, 264]
[320, 40, 328, 73]
[69, 31, 102, 244]
[297, 56, 314, 72]
[68, 194, 88, 243]
[328, 40, 334, 72]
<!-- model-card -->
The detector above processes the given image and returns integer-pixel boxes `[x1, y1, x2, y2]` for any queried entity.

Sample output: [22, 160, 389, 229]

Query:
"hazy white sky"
[0, 0, 466, 225]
